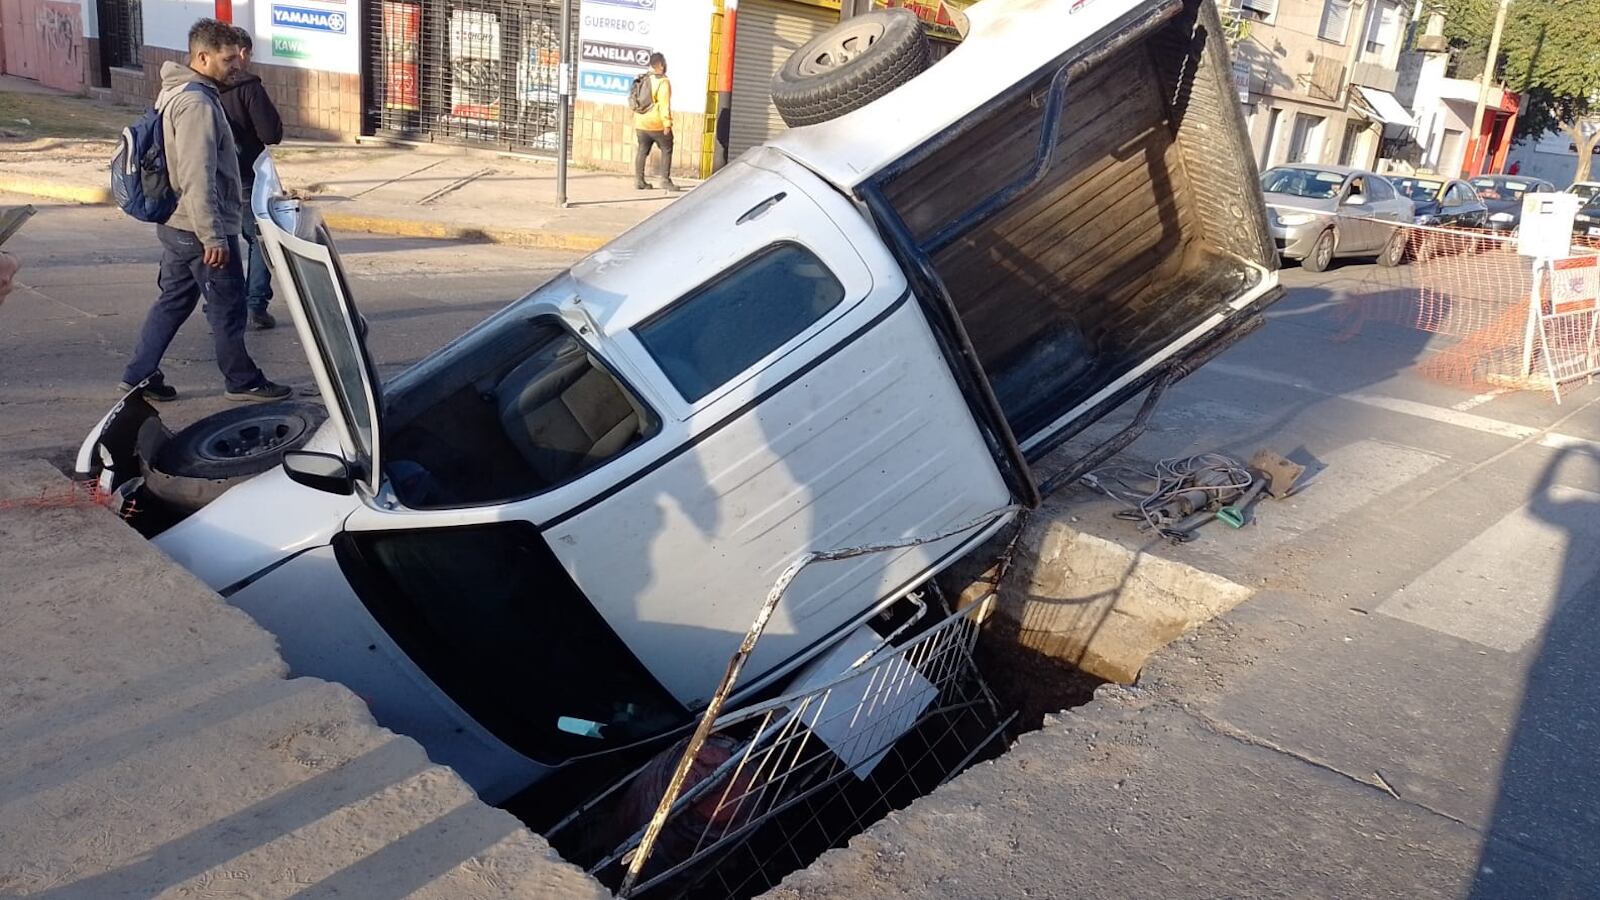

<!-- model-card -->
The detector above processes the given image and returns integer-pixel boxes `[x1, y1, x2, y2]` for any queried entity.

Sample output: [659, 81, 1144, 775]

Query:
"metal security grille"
[364, 0, 572, 153]
[97, 0, 144, 70]
[727, 0, 835, 160]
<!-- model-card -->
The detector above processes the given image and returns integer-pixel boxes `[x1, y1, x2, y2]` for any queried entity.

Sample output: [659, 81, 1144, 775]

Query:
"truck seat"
[496, 345, 640, 486]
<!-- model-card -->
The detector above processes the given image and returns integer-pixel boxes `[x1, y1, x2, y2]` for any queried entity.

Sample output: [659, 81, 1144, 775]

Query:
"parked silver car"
[1263, 164, 1413, 272]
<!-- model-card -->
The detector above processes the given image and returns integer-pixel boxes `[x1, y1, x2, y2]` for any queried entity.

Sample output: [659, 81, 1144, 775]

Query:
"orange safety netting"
[1314, 221, 1600, 395]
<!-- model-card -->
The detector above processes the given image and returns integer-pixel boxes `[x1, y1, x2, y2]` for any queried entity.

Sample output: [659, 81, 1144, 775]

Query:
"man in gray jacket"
[119, 19, 289, 402]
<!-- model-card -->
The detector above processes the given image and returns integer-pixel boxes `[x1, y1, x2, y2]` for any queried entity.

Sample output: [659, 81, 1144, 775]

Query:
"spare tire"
[771, 9, 931, 128]
[142, 401, 327, 512]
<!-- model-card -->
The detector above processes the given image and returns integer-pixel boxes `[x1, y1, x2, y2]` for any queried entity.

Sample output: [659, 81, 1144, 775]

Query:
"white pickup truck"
[82, 0, 1279, 803]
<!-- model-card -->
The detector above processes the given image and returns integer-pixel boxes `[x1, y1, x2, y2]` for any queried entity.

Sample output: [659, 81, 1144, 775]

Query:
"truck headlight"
[1490, 212, 1515, 223]
[1415, 215, 1439, 225]
[1276, 212, 1317, 226]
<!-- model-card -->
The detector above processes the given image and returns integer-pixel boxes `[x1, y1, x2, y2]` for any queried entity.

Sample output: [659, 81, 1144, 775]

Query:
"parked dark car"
[1396, 176, 1490, 228]
[1471, 174, 1558, 233]
[1575, 193, 1600, 242]
[1394, 176, 1489, 259]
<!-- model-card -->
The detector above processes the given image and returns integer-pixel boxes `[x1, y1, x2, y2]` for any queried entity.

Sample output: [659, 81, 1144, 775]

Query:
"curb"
[0, 175, 113, 205]
[0, 175, 613, 253]
[315, 211, 611, 253]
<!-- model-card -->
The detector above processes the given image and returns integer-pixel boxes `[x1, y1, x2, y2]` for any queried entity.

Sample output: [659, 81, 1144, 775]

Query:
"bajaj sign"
[272, 4, 348, 33]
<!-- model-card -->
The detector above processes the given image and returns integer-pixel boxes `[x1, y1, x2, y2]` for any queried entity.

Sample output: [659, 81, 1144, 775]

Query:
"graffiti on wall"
[35, 1, 85, 91]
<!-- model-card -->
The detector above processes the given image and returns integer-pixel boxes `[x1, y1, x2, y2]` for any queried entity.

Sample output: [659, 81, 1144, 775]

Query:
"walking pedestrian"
[118, 19, 290, 403]
[632, 52, 680, 193]
[220, 25, 283, 331]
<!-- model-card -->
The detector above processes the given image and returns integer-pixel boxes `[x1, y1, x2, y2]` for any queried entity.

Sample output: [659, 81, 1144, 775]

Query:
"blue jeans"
[242, 215, 272, 313]
[122, 225, 265, 392]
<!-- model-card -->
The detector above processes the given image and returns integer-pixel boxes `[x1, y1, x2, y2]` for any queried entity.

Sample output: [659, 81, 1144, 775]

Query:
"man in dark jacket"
[118, 19, 289, 403]
[219, 27, 283, 330]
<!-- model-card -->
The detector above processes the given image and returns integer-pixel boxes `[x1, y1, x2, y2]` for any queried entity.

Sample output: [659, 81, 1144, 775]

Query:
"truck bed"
[879, 0, 1276, 453]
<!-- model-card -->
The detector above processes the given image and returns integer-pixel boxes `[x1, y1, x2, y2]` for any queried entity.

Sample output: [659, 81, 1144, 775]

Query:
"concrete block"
[0, 461, 606, 899]
[998, 517, 1253, 683]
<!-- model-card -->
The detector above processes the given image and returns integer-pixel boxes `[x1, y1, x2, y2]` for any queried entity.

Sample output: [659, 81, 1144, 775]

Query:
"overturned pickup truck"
[82, 0, 1279, 805]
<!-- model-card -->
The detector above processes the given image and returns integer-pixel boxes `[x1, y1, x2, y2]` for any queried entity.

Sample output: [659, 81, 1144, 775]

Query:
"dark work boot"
[635, 178, 650, 190]
[660, 179, 682, 193]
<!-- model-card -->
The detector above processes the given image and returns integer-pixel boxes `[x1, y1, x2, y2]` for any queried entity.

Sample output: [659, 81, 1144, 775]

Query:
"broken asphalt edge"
[0, 174, 612, 253]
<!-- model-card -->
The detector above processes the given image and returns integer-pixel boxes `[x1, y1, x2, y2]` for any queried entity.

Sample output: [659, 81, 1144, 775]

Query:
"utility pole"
[1466, 0, 1511, 176]
[556, 0, 573, 207]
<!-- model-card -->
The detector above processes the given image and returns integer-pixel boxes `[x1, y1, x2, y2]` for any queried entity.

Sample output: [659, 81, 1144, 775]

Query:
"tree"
[1440, 0, 1600, 182]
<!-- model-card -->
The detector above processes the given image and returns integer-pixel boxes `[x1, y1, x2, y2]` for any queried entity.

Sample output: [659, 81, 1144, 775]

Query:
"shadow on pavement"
[1470, 445, 1600, 897]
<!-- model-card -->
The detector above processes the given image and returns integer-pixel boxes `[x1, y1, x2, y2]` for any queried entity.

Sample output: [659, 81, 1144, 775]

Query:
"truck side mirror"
[283, 450, 354, 495]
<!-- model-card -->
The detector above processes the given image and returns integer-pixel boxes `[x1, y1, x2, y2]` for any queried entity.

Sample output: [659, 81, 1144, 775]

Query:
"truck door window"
[634, 242, 845, 403]
[383, 316, 656, 508]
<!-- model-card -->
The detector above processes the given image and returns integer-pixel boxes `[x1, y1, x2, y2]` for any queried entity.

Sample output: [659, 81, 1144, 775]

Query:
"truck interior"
[874, 0, 1276, 460]
[382, 316, 654, 508]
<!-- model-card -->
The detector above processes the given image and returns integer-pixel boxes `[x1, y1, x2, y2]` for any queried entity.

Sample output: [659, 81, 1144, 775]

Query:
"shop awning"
[1354, 87, 1417, 128]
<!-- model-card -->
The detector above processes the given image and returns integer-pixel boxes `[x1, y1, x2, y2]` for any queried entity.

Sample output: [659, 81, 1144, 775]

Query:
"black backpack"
[628, 74, 655, 114]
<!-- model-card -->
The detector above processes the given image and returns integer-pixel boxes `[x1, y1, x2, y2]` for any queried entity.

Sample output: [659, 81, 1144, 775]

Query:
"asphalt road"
[0, 196, 576, 471]
[8, 198, 1600, 895]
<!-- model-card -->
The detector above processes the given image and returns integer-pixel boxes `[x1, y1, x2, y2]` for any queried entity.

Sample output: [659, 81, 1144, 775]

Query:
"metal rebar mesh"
[550, 599, 1013, 899]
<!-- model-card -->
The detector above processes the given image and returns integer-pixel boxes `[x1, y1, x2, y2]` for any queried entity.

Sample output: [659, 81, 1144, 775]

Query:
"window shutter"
[1241, 0, 1277, 18]
[1319, 0, 1352, 42]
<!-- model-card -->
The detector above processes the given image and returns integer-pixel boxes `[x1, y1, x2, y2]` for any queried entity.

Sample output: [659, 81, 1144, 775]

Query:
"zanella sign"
[581, 39, 651, 68]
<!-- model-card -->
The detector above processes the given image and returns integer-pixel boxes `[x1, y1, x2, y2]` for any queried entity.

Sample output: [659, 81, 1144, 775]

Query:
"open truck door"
[249, 155, 385, 498]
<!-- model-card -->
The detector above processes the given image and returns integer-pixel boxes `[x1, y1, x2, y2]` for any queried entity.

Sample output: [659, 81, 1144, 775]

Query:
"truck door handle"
[737, 192, 787, 225]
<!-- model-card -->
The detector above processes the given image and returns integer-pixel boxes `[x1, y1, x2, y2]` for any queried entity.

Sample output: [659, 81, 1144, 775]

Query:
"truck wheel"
[771, 9, 931, 128]
[1301, 228, 1336, 272]
[142, 401, 326, 512]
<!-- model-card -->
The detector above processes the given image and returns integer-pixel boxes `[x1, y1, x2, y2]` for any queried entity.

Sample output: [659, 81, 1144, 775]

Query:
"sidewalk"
[771, 272, 1600, 898]
[0, 460, 609, 898]
[0, 79, 684, 251]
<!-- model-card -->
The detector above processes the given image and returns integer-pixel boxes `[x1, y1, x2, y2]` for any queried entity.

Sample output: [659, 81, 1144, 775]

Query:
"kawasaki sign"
[271, 35, 313, 58]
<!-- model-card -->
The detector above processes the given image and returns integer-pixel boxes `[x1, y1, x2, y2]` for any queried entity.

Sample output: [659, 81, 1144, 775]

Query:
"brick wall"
[572, 100, 706, 179]
[108, 48, 361, 140]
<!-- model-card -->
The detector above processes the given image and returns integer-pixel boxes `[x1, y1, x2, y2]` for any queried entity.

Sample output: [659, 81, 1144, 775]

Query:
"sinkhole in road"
[497, 540, 1110, 900]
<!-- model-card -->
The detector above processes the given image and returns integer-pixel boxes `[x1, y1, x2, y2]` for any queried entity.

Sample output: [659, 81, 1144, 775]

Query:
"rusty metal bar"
[616, 505, 1021, 896]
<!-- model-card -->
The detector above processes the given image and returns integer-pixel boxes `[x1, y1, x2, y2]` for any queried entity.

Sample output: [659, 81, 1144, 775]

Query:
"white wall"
[1508, 133, 1593, 188]
[133, 0, 359, 73]
[250, 0, 359, 74]
[142, 0, 220, 52]
[577, 0, 712, 107]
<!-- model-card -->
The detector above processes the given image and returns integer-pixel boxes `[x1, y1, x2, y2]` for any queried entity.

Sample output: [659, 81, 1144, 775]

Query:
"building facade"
[1384, 4, 1520, 181]
[1227, 0, 1412, 173]
[1, 0, 959, 177]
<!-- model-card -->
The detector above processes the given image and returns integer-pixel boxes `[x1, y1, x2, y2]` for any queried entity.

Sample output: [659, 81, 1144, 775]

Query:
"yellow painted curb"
[0, 175, 612, 252]
[0, 175, 112, 205]
[318, 211, 611, 253]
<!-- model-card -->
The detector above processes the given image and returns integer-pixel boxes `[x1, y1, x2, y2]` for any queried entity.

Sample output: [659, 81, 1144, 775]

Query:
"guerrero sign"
[577, 0, 711, 105]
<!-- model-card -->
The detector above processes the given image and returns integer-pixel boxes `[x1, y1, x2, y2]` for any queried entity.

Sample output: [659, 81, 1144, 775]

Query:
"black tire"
[143, 401, 326, 511]
[1376, 227, 1407, 267]
[1301, 228, 1336, 272]
[771, 9, 931, 128]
